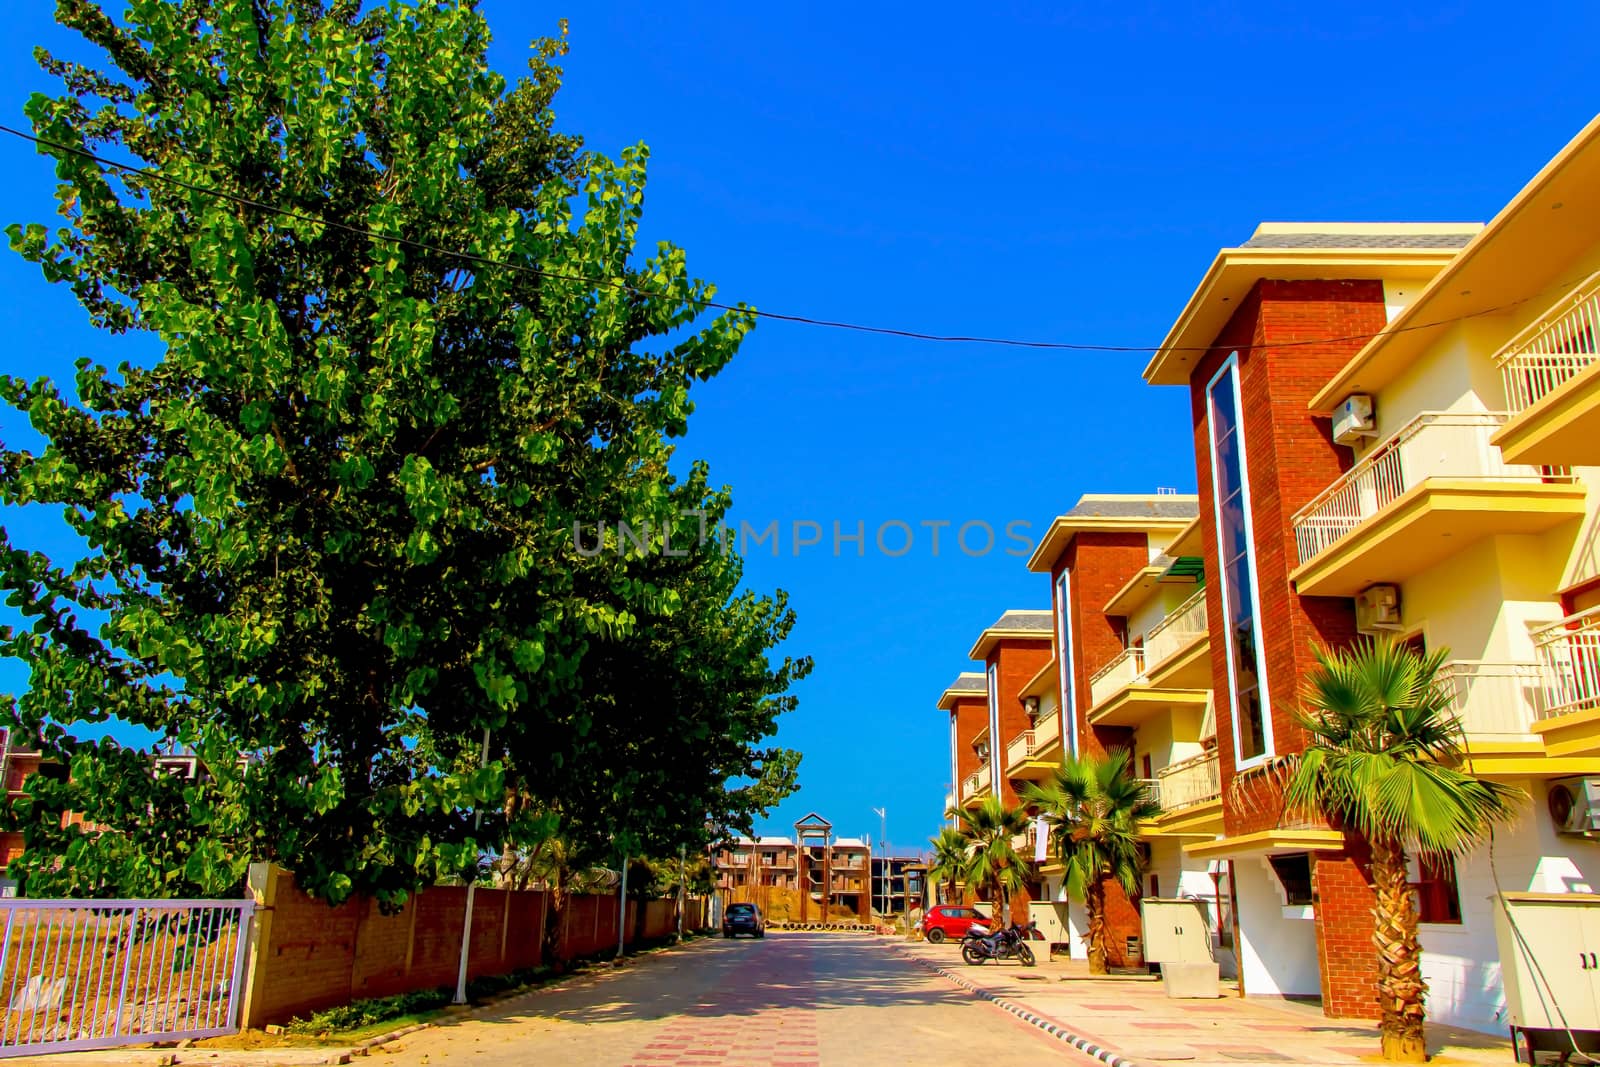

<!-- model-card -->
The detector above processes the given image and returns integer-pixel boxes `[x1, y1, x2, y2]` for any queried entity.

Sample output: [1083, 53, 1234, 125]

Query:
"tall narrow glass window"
[1207, 355, 1273, 765]
[986, 661, 1001, 783]
[1054, 569, 1079, 756]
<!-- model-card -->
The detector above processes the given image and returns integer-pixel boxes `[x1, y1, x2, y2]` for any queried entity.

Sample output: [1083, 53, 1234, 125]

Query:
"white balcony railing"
[1089, 648, 1145, 707]
[1005, 730, 1035, 769]
[1005, 712, 1063, 770]
[964, 765, 994, 800]
[1143, 588, 1208, 673]
[1034, 709, 1061, 748]
[1496, 270, 1600, 415]
[1534, 608, 1600, 720]
[1291, 411, 1572, 566]
[1154, 750, 1221, 810]
[1434, 660, 1543, 735]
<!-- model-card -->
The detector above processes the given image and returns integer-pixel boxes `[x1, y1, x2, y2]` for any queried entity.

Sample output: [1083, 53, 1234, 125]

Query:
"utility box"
[1141, 898, 1215, 964]
[1493, 892, 1600, 1061]
[1028, 901, 1071, 946]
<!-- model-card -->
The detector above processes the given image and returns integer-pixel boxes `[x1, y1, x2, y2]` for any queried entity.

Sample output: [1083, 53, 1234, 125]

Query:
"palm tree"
[1023, 749, 1160, 974]
[1283, 638, 1522, 1063]
[927, 827, 968, 905]
[947, 795, 1030, 923]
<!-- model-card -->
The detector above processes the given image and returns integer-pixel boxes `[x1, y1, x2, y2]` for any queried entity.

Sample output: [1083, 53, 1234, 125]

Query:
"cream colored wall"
[1419, 777, 1600, 1033]
[1127, 583, 1195, 645]
[1132, 711, 1205, 776]
[1398, 533, 1567, 663]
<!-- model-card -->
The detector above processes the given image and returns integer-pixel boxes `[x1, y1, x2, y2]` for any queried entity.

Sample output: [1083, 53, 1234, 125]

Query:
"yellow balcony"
[1289, 411, 1584, 597]
[1003, 714, 1062, 781]
[1434, 660, 1543, 741]
[1142, 588, 1210, 689]
[962, 765, 993, 807]
[1087, 647, 1211, 728]
[1493, 271, 1600, 466]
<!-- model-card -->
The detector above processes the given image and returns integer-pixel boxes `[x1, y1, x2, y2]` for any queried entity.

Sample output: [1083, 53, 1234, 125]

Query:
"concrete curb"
[897, 949, 1144, 1067]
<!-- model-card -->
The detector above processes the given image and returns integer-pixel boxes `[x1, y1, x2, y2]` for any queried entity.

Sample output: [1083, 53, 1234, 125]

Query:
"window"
[1412, 853, 1462, 924]
[1207, 356, 1273, 765]
[1055, 569, 1080, 756]
[1268, 853, 1313, 906]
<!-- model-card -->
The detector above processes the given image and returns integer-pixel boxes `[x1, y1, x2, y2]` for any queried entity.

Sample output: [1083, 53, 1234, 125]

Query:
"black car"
[722, 902, 765, 939]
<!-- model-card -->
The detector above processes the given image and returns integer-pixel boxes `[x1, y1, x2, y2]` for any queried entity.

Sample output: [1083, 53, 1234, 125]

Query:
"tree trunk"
[541, 868, 571, 973]
[1086, 877, 1108, 975]
[1371, 838, 1427, 1062]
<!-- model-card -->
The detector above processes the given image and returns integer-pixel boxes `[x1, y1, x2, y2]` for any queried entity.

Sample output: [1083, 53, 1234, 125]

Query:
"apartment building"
[1016, 494, 1233, 967]
[1133, 114, 1600, 1033]
[869, 855, 926, 916]
[712, 819, 873, 921]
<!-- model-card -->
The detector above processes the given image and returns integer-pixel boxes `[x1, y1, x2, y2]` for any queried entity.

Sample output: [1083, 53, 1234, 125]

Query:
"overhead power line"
[0, 122, 1553, 356]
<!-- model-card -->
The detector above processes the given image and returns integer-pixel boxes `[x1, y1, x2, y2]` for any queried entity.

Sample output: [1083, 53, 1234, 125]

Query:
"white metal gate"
[0, 898, 254, 1057]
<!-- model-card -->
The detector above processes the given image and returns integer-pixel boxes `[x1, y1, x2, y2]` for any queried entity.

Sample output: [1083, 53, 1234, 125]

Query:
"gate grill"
[0, 899, 253, 1057]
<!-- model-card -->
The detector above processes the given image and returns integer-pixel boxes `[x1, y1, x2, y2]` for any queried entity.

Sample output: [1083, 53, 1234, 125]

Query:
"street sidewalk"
[893, 938, 1516, 1066]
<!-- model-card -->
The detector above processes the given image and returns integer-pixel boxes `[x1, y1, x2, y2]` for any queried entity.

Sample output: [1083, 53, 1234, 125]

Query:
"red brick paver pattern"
[376, 933, 1094, 1067]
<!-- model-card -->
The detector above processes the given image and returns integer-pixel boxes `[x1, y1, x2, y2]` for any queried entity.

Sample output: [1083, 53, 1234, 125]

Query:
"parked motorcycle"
[961, 920, 1037, 966]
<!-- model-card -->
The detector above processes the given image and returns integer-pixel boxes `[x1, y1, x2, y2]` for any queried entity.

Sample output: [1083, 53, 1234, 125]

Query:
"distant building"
[869, 855, 925, 916]
[711, 813, 874, 921]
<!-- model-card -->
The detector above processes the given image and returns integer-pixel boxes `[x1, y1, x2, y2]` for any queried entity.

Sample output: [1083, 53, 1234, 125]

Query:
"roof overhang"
[1143, 230, 1473, 388]
[967, 621, 1053, 661]
[937, 673, 989, 711]
[1026, 515, 1193, 573]
[1310, 116, 1600, 410]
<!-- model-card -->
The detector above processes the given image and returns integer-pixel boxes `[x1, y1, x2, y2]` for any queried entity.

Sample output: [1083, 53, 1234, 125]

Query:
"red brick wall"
[243, 866, 696, 1027]
[991, 638, 1053, 807]
[1314, 842, 1380, 1020]
[1052, 532, 1150, 759]
[952, 695, 987, 787]
[1184, 279, 1386, 1019]
[1187, 280, 1376, 835]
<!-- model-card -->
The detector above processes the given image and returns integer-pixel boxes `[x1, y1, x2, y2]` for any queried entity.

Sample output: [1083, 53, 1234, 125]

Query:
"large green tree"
[1283, 639, 1520, 1063]
[0, 0, 801, 904]
[1023, 750, 1159, 974]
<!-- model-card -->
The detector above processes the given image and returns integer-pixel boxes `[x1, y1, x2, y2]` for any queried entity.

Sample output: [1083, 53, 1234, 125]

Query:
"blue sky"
[0, 2, 1597, 857]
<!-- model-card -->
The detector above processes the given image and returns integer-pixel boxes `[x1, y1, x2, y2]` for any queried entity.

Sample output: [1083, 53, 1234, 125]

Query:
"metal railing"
[1292, 411, 1572, 566]
[1143, 588, 1208, 673]
[1089, 648, 1145, 707]
[0, 899, 254, 1057]
[1434, 661, 1544, 735]
[1004, 712, 1062, 771]
[1135, 777, 1162, 809]
[1496, 270, 1600, 415]
[963, 765, 993, 800]
[1534, 608, 1600, 720]
[1154, 750, 1221, 810]
[1004, 730, 1035, 770]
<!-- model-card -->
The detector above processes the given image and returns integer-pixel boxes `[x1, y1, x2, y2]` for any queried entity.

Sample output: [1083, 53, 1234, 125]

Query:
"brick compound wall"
[240, 863, 703, 1027]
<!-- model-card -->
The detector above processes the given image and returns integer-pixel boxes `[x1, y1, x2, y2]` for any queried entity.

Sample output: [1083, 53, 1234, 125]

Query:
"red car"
[919, 904, 990, 944]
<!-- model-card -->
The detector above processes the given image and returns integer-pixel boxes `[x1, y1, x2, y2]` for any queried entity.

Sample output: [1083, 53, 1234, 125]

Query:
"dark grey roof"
[1239, 232, 1476, 250]
[990, 610, 1052, 632]
[1064, 497, 1199, 521]
[944, 673, 987, 694]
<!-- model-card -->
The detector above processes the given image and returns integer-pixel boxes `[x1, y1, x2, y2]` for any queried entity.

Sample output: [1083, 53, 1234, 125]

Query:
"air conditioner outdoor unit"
[1548, 777, 1600, 835]
[1332, 393, 1376, 445]
[1355, 584, 1402, 633]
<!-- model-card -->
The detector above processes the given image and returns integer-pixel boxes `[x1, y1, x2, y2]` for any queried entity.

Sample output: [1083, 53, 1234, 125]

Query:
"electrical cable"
[0, 121, 1580, 358]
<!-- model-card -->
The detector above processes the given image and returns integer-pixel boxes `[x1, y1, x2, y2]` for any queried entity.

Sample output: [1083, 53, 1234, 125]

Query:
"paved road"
[378, 933, 1093, 1067]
